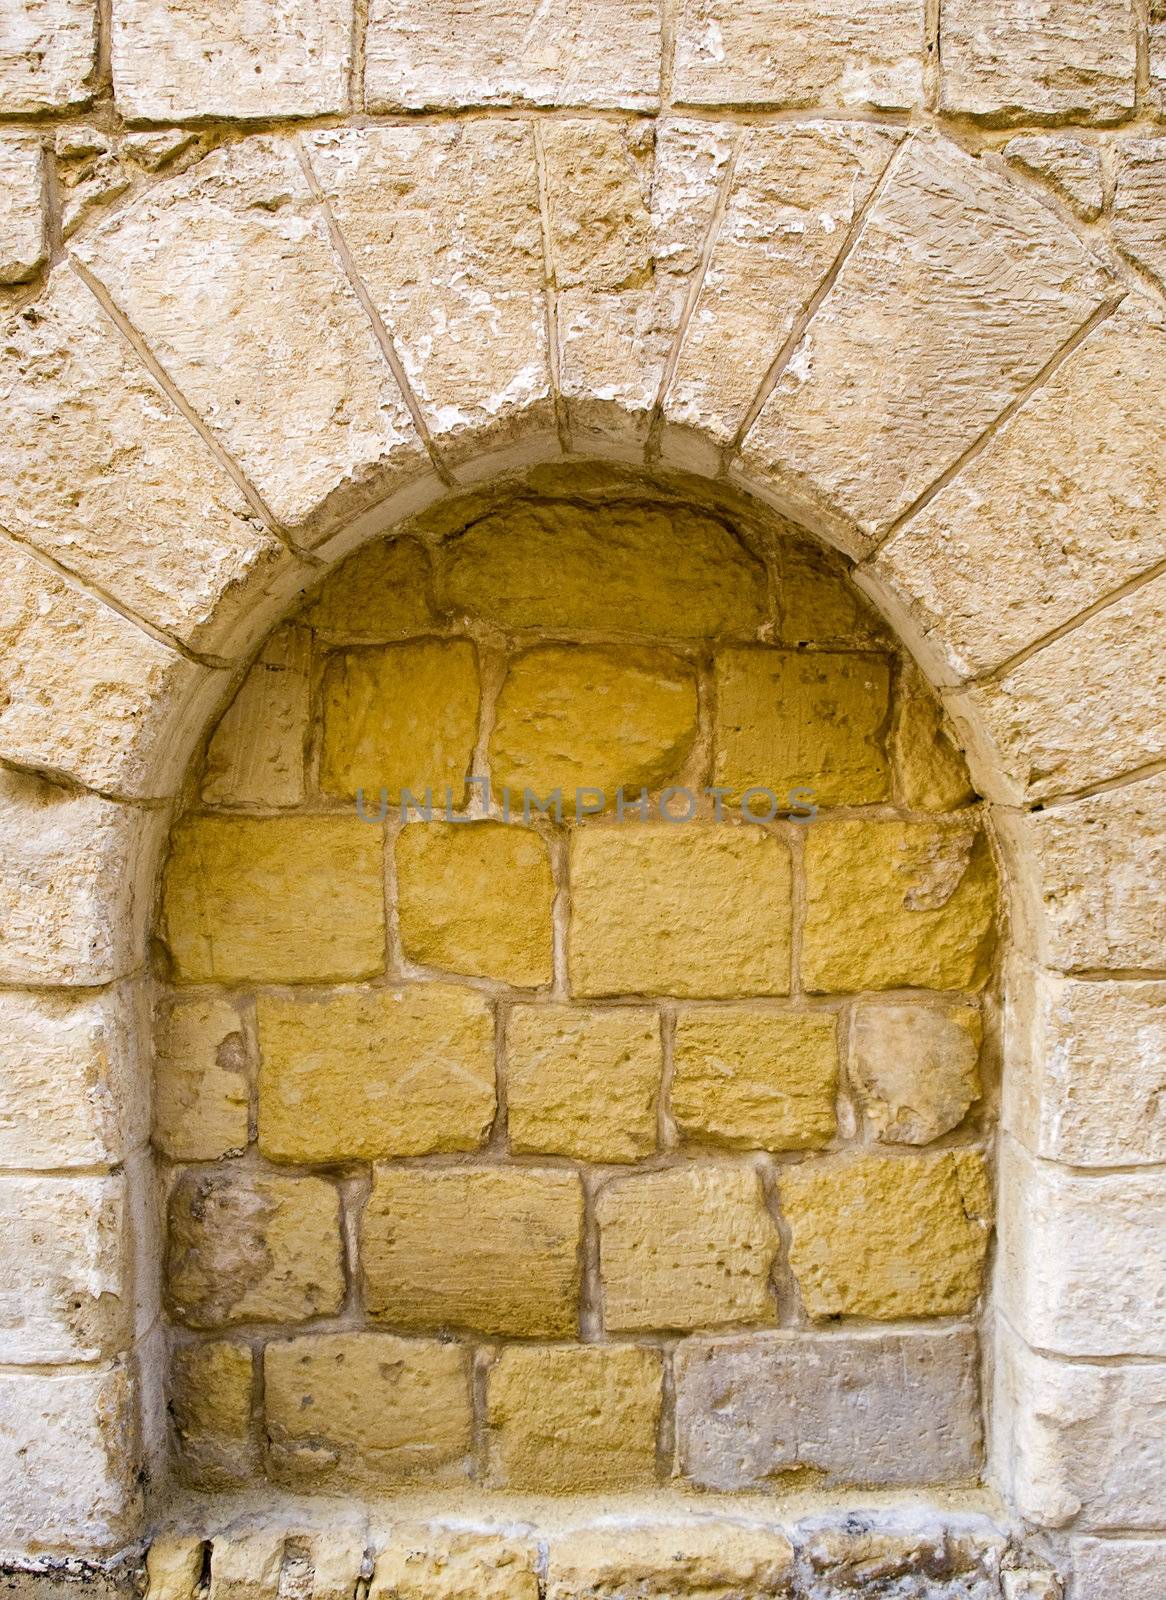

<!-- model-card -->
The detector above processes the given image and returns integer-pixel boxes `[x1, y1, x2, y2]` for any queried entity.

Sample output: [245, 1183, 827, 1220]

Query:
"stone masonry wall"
[153, 468, 999, 1497]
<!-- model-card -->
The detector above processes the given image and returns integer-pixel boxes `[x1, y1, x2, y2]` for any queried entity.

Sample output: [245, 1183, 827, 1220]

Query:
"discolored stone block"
[850, 1002, 982, 1145]
[304, 538, 435, 643]
[169, 1339, 255, 1488]
[202, 627, 311, 809]
[153, 994, 250, 1162]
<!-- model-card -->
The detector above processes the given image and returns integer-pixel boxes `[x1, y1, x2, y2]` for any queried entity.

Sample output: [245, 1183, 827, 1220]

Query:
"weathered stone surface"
[441, 499, 767, 637]
[596, 1163, 778, 1332]
[0, 0, 96, 113]
[798, 1518, 1005, 1599]
[673, 0, 922, 109]
[160, 816, 385, 984]
[506, 1004, 659, 1161]
[778, 538, 882, 647]
[206, 1527, 284, 1600]
[1112, 140, 1166, 288]
[362, 1166, 582, 1336]
[305, 537, 434, 642]
[166, 1170, 344, 1329]
[370, 1532, 539, 1600]
[307, 124, 552, 461]
[713, 648, 890, 806]
[999, 1139, 1166, 1357]
[320, 640, 480, 804]
[53, 125, 130, 240]
[0, 136, 45, 284]
[111, 0, 350, 120]
[672, 1008, 837, 1150]
[570, 825, 792, 998]
[257, 984, 494, 1162]
[146, 1534, 205, 1600]
[396, 822, 553, 987]
[0, 1173, 127, 1362]
[1004, 135, 1104, 220]
[264, 1332, 471, 1486]
[491, 646, 698, 809]
[874, 301, 1166, 680]
[546, 1523, 794, 1600]
[364, 0, 660, 110]
[485, 1343, 662, 1490]
[780, 1150, 992, 1319]
[75, 139, 422, 538]
[0, 273, 287, 652]
[1005, 965, 1166, 1167]
[153, 993, 249, 1162]
[1154, 10, 1166, 115]
[674, 1326, 982, 1488]
[801, 819, 998, 992]
[741, 136, 1110, 549]
[204, 631, 310, 811]
[667, 125, 900, 443]
[1072, 1538, 1166, 1599]
[169, 1339, 254, 1488]
[939, 0, 1135, 120]
[850, 1002, 982, 1145]
[891, 674, 976, 811]
[0, 985, 145, 1168]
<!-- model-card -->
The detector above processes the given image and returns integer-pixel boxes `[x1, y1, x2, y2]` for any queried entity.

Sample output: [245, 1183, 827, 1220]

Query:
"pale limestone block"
[994, 1321, 1166, 1530]
[202, 626, 311, 808]
[673, 0, 923, 110]
[1005, 963, 1166, 1167]
[999, 1139, 1166, 1357]
[300, 1532, 366, 1600]
[371, 1530, 539, 1600]
[53, 126, 130, 240]
[146, 1534, 205, 1600]
[940, 0, 1135, 121]
[0, 0, 96, 113]
[546, 1523, 794, 1600]
[1071, 1538, 1166, 1600]
[1003, 135, 1103, 220]
[0, 769, 157, 986]
[306, 124, 551, 465]
[0, 270, 290, 653]
[153, 994, 249, 1162]
[871, 300, 1166, 679]
[74, 139, 424, 540]
[675, 1326, 981, 1489]
[850, 1001, 981, 1144]
[665, 123, 901, 445]
[0, 985, 146, 1169]
[1112, 140, 1166, 289]
[207, 1526, 285, 1600]
[111, 0, 351, 120]
[0, 136, 45, 284]
[739, 134, 1110, 553]
[0, 1364, 140, 1555]
[957, 574, 1166, 804]
[1154, 13, 1166, 115]
[364, 0, 660, 111]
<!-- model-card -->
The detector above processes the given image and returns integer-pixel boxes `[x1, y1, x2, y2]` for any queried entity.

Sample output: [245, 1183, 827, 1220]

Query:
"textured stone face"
[1112, 140, 1166, 289]
[674, 1326, 982, 1488]
[1004, 135, 1104, 220]
[891, 674, 976, 812]
[362, 1166, 583, 1336]
[168, 1339, 254, 1488]
[153, 994, 250, 1162]
[0, 136, 45, 283]
[850, 1002, 982, 1145]
[672, 1009, 838, 1150]
[304, 538, 435, 642]
[506, 1004, 660, 1161]
[0, 0, 96, 112]
[257, 984, 495, 1162]
[546, 1524, 795, 1600]
[202, 627, 311, 808]
[371, 1532, 540, 1600]
[596, 1163, 778, 1331]
[485, 1343, 662, 1489]
[779, 1150, 992, 1319]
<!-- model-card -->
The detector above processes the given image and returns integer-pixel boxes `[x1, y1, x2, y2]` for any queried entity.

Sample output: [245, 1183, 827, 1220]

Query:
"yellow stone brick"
[485, 1343, 662, 1491]
[305, 537, 435, 642]
[257, 984, 495, 1162]
[672, 1009, 838, 1151]
[167, 1170, 344, 1329]
[370, 1532, 539, 1600]
[441, 501, 768, 637]
[779, 540, 882, 646]
[713, 648, 891, 806]
[264, 1332, 472, 1486]
[169, 1338, 254, 1488]
[320, 639, 480, 805]
[778, 1150, 993, 1319]
[801, 820, 998, 992]
[892, 679, 977, 812]
[597, 1164, 778, 1332]
[160, 816, 386, 984]
[202, 626, 311, 809]
[153, 994, 250, 1162]
[396, 822, 554, 987]
[506, 1004, 659, 1162]
[146, 1535, 205, 1600]
[569, 825, 792, 999]
[546, 1524, 795, 1600]
[490, 646, 698, 812]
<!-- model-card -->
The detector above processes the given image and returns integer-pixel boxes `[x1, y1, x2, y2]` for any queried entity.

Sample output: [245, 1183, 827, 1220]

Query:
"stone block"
[569, 825, 792, 999]
[798, 1519, 1006, 1598]
[0, 0, 96, 112]
[0, 135, 45, 283]
[672, 1008, 838, 1151]
[596, 1163, 778, 1332]
[166, 1170, 344, 1329]
[396, 822, 554, 987]
[153, 994, 249, 1162]
[304, 537, 435, 643]
[1004, 136, 1104, 220]
[485, 1343, 662, 1490]
[206, 1527, 284, 1600]
[939, 0, 1135, 120]
[546, 1523, 794, 1600]
[891, 668, 976, 811]
[146, 1535, 205, 1600]
[370, 1532, 539, 1600]
[202, 627, 311, 808]
[362, 1166, 582, 1337]
[1112, 140, 1166, 288]
[1071, 1538, 1166, 1599]
[160, 815, 386, 985]
[674, 1326, 982, 1488]
[850, 1001, 981, 1145]
[169, 1339, 255, 1488]
[778, 539, 883, 647]
[506, 1004, 659, 1162]
[779, 1150, 992, 1319]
